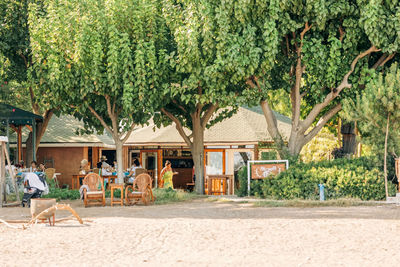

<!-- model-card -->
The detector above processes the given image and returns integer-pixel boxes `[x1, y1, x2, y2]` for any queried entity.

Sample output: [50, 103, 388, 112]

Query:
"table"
[110, 183, 124, 206]
[103, 175, 118, 189]
[72, 175, 118, 190]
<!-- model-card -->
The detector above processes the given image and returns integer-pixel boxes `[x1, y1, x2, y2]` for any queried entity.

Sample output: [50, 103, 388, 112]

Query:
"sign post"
[247, 160, 289, 196]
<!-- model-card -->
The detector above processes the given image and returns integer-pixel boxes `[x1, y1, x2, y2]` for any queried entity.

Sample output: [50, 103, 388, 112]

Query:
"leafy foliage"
[342, 63, 400, 157]
[29, 0, 166, 133]
[237, 157, 396, 200]
[300, 127, 340, 162]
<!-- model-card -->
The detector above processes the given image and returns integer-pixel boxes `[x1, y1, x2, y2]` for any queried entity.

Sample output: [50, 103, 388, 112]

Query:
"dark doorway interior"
[102, 150, 116, 165]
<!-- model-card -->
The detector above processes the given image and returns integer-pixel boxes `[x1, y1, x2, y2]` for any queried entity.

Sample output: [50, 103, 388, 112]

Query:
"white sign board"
[0, 136, 9, 142]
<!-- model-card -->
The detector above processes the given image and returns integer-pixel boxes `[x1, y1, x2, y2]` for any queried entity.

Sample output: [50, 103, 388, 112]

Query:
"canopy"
[0, 103, 43, 162]
[0, 103, 43, 126]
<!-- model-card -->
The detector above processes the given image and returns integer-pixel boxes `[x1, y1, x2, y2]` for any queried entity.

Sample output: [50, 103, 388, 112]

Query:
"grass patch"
[153, 188, 203, 205]
[252, 198, 382, 208]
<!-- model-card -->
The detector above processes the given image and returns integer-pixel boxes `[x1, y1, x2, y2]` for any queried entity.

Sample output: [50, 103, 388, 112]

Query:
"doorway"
[140, 149, 161, 187]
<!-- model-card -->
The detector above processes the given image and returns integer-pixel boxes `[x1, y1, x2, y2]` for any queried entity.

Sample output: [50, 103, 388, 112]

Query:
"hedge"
[237, 157, 397, 200]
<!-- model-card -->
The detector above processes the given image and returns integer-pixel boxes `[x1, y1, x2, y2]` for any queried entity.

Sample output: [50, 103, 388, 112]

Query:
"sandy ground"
[1, 199, 400, 267]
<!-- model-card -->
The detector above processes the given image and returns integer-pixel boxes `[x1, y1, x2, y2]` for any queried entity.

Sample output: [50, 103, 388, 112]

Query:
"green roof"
[0, 103, 43, 126]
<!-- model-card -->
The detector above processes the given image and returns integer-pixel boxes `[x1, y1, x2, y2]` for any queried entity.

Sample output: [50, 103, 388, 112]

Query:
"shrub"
[239, 157, 397, 200]
[43, 188, 80, 200]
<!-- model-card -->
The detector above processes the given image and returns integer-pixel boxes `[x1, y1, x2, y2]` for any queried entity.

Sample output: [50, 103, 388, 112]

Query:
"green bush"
[43, 188, 80, 200]
[237, 157, 397, 200]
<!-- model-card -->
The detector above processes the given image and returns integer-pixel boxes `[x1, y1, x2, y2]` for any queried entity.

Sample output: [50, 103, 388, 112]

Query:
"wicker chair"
[82, 173, 105, 207]
[45, 168, 59, 188]
[125, 173, 154, 205]
[124, 167, 147, 185]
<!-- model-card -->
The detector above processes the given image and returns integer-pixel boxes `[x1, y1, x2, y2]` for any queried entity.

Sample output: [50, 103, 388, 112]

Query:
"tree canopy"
[202, 0, 400, 157]
[342, 63, 400, 198]
[29, 0, 168, 181]
[155, 1, 249, 193]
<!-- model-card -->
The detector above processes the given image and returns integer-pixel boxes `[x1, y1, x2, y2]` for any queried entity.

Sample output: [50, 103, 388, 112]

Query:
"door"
[140, 149, 162, 188]
[204, 149, 225, 175]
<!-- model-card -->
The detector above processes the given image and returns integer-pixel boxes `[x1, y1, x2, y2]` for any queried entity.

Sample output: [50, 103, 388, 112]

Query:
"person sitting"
[127, 158, 142, 183]
[100, 155, 113, 181]
[79, 159, 91, 175]
[30, 161, 38, 172]
[113, 160, 118, 172]
[38, 163, 46, 172]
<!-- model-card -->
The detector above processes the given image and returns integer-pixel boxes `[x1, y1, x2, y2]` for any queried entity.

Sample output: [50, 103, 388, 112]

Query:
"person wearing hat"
[101, 155, 110, 168]
[101, 155, 112, 176]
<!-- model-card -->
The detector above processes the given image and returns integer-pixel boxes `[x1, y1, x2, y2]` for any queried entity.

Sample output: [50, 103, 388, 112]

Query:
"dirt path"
[1, 200, 400, 266]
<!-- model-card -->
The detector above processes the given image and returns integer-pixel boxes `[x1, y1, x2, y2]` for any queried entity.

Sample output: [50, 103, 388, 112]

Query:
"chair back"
[93, 168, 101, 176]
[135, 168, 147, 176]
[83, 173, 104, 192]
[45, 168, 56, 179]
[133, 173, 152, 191]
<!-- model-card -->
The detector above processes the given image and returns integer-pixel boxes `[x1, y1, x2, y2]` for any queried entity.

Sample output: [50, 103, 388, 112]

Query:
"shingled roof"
[9, 115, 114, 147]
[125, 107, 291, 146]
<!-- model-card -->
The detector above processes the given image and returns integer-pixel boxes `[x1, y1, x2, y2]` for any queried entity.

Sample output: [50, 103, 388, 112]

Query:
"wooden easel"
[0, 136, 20, 207]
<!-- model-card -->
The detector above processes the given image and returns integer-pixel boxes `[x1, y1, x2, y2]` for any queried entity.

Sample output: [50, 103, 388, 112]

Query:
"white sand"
[1, 199, 400, 266]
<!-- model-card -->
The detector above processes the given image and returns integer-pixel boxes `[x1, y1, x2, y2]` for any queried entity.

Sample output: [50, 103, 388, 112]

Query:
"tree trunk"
[384, 113, 390, 200]
[192, 117, 205, 194]
[115, 140, 124, 184]
[288, 132, 304, 156]
[25, 111, 53, 163]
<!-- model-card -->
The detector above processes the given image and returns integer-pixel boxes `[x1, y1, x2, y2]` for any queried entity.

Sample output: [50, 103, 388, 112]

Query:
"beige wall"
[36, 147, 84, 188]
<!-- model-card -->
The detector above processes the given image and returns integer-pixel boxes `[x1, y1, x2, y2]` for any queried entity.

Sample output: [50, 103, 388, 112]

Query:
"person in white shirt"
[128, 158, 141, 183]
[29, 161, 38, 172]
[101, 156, 113, 185]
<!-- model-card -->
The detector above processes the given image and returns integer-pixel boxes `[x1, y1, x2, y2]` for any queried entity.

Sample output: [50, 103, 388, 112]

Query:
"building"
[7, 107, 291, 189]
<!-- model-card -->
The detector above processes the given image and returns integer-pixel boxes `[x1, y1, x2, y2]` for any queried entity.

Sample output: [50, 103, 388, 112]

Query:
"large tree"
[0, 0, 55, 162]
[342, 63, 400, 199]
[155, 1, 247, 194]
[29, 0, 166, 182]
[213, 0, 399, 158]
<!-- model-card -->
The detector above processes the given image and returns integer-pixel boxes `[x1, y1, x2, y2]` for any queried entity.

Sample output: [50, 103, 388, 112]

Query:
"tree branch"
[260, 100, 286, 157]
[29, 87, 40, 115]
[303, 103, 342, 145]
[296, 21, 312, 58]
[379, 53, 396, 67]
[292, 22, 312, 129]
[336, 45, 380, 94]
[172, 99, 187, 113]
[122, 122, 136, 143]
[339, 26, 345, 42]
[87, 105, 113, 135]
[105, 94, 118, 135]
[161, 108, 193, 147]
[301, 45, 380, 132]
[372, 53, 388, 69]
[201, 104, 218, 129]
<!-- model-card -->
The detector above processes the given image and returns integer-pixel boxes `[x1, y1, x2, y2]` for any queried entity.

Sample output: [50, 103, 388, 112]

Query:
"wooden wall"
[36, 147, 84, 188]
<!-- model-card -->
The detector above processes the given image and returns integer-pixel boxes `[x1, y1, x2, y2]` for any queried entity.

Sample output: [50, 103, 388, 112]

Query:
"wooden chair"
[124, 167, 147, 185]
[93, 168, 101, 176]
[45, 168, 58, 188]
[125, 173, 154, 205]
[82, 173, 105, 207]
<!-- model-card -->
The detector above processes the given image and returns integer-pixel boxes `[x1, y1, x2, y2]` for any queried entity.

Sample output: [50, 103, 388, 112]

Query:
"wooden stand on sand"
[0, 136, 20, 207]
